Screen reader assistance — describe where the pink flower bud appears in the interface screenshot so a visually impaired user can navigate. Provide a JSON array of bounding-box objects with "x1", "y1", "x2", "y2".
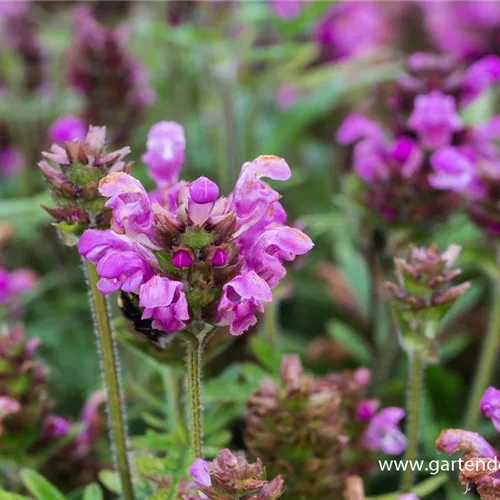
[
  {"x1": 172, "y1": 249, "x2": 194, "y2": 269},
  {"x1": 211, "y1": 249, "x2": 228, "y2": 267},
  {"x1": 190, "y1": 176, "x2": 219, "y2": 204}
]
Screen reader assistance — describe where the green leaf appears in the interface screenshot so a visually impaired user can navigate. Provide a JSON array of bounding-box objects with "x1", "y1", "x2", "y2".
[
  {"x1": 250, "y1": 337, "x2": 281, "y2": 372},
  {"x1": 83, "y1": 484, "x2": 103, "y2": 500},
  {"x1": 366, "y1": 473, "x2": 447, "y2": 499},
  {"x1": 0, "y1": 490, "x2": 31, "y2": 500},
  {"x1": 412, "y1": 474, "x2": 448, "y2": 496},
  {"x1": 20, "y1": 469, "x2": 66, "y2": 500},
  {"x1": 326, "y1": 320, "x2": 372, "y2": 364},
  {"x1": 334, "y1": 237, "x2": 371, "y2": 317},
  {"x1": 98, "y1": 470, "x2": 122, "y2": 495}
]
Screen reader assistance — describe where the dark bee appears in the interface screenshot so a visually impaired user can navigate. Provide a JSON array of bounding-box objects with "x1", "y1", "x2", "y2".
[{"x1": 117, "y1": 291, "x2": 169, "y2": 349}]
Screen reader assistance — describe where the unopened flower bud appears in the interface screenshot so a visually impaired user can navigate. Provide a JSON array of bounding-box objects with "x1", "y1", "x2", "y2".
[{"x1": 172, "y1": 249, "x2": 194, "y2": 269}]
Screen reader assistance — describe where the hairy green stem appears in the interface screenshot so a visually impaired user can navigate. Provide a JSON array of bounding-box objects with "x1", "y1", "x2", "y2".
[
  {"x1": 401, "y1": 352, "x2": 424, "y2": 493},
  {"x1": 185, "y1": 337, "x2": 203, "y2": 459},
  {"x1": 465, "y1": 277, "x2": 500, "y2": 430},
  {"x1": 84, "y1": 261, "x2": 135, "y2": 500}
]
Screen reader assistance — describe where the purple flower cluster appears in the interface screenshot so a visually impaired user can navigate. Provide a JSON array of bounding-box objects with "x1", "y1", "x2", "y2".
[
  {"x1": 313, "y1": 1, "x2": 390, "y2": 62},
  {"x1": 423, "y1": 1, "x2": 500, "y2": 62},
  {"x1": 436, "y1": 386, "x2": 500, "y2": 498},
  {"x1": 338, "y1": 53, "x2": 500, "y2": 226},
  {"x1": 78, "y1": 121, "x2": 313, "y2": 338},
  {"x1": 66, "y1": 7, "x2": 155, "y2": 144}
]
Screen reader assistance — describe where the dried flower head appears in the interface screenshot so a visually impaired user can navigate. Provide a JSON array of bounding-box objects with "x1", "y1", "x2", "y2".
[
  {"x1": 185, "y1": 449, "x2": 284, "y2": 500},
  {"x1": 385, "y1": 244, "x2": 470, "y2": 361},
  {"x1": 38, "y1": 125, "x2": 133, "y2": 244}
]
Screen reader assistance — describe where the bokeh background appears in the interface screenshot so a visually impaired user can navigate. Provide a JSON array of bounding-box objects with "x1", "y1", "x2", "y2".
[{"x1": 1, "y1": 1, "x2": 500, "y2": 498}]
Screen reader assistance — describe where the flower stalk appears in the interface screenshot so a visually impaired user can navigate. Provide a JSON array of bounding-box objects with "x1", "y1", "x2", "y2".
[
  {"x1": 186, "y1": 336, "x2": 203, "y2": 459},
  {"x1": 84, "y1": 260, "x2": 135, "y2": 500},
  {"x1": 465, "y1": 274, "x2": 500, "y2": 430},
  {"x1": 401, "y1": 352, "x2": 424, "y2": 492}
]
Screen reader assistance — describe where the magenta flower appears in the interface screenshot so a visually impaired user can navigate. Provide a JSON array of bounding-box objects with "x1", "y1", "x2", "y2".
[
  {"x1": 362, "y1": 407, "x2": 407, "y2": 455},
  {"x1": 408, "y1": 91, "x2": 463, "y2": 150},
  {"x1": 141, "y1": 121, "x2": 186, "y2": 187},
  {"x1": 79, "y1": 144, "x2": 313, "y2": 338},
  {"x1": 356, "y1": 399, "x2": 379, "y2": 422},
  {"x1": 42, "y1": 415, "x2": 70, "y2": 439},
  {"x1": 480, "y1": 387, "x2": 500, "y2": 432},
  {"x1": 429, "y1": 146, "x2": 476, "y2": 192},
  {"x1": 189, "y1": 458, "x2": 211, "y2": 487},
  {"x1": 49, "y1": 115, "x2": 86, "y2": 144},
  {"x1": 0, "y1": 267, "x2": 37, "y2": 306}
]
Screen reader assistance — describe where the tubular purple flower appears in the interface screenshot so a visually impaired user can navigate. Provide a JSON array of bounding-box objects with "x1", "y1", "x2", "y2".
[
  {"x1": 362, "y1": 407, "x2": 407, "y2": 455},
  {"x1": 437, "y1": 429, "x2": 498, "y2": 459},
  {"x1": 244, "y1": 226, "x2": 314, "y2": 288},
  {"x1": 49, "y1": 116, "x2": 86, "y2": 144},
  {"x1": 218, "y1": 271, "x2": 272, "y2": 335},
  {"x1": 230, "y1": 155, "x2": 291, "y2": 235},
  {"x1": 139, "y1": 276, "x2": 189, "y2": 333},
  {"x1": 429, "y1": 146, "x2": 476, "y2": 192},
  {"x1": 408, "y1": 91, "x2": 463, "y2": 150},
  {"x1": 100, "y1": 172, "x2": 159, "y2": 248},
  {"x1": 189, "y1": 458, "x2": 211, "y2": 487},
  {"x1": 480, "y1": 387, "x2": 500, "y2": 432},
  {"x1": 142, "y1": 121, "x2": 185, "y2": 186}
]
